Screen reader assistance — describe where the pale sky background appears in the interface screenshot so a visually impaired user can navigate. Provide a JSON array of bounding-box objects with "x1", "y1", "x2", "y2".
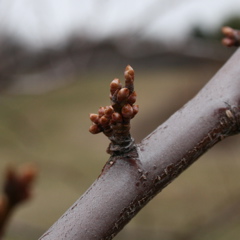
[{"x1": 0, "y1": 0, "x2": 240, "y2": 49}]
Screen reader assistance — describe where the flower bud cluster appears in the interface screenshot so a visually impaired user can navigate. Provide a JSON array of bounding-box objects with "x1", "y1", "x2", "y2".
[
  {"x1": 222, "y1": 26, "x2": 240, "y2": 47},
  {"x1": 89, "y1": 65, "x2": 139, "y2": 141}
]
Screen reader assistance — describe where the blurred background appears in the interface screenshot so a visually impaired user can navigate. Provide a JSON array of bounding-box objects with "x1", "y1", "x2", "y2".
[{"x1": 0, "y1": 0, "x2": 240, "y2": 239}]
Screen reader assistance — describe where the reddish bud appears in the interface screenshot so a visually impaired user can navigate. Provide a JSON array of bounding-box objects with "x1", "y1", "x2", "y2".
[
  {"x1": 122, "y1": 104, "x2": 134, "y2": 119},
  {"x1": 89, "y1": 113, "x2": 99, "y2": 124},
  {"x1": 117, "y1": 88, "x2": 130, "y2": 102},
  {"x1": 104, "y1": 106, "x2": 114, "y2": 117},
  {"x1": 21, "y1": 165, "x2": 38, "y2": 185},
  {"x1": 89, "y1": 124, "x2": 102, "y2": 134},
  {"x1": 132, "y1": 105, "x2": 139, "y2": 117},
  {"x1": 124, "y1": 65, "x2": 134, "y2": 81},
  {"x1": 99, "y1": 116, "x2": 109, "y2": 126},
  {"x1": 124, "y1": 66, "x2": 134, "y2": 91},
  {"x1": 127, "y1": 91, "x2": 137, "y2": 104},
  {"x1": 221, "y1": 26, "x2": 240, "y2": 47},
  {"x1": 222, "y1": 26, "x2": 235, "y2": 37},
  {"x1": 110, "y1": 78, "x2": 122, "y2": 95},
  {"x1": 222, "y1": 38, "x2": 235, "y2": 47},
  {"x1": 98, "y1": 107, "x2": 105, "y2": 117},
  {"x1": 112, "y1": 112, "x2": 123, "y2": 123}
]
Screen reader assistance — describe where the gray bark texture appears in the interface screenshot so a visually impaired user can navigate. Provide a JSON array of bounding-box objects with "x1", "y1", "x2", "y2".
[{"x1": 39, "y1": 48, "x2": 240, "y2": 240}]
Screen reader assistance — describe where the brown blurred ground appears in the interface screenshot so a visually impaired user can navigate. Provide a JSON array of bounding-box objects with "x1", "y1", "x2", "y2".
[{"x1": 0, "y1": 60, "x2": 240, "y2": 240}]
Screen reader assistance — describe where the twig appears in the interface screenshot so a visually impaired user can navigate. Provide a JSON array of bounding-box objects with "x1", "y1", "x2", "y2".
[{"x1": 0, "y1": 165, "x2": 37, "y2": 238}]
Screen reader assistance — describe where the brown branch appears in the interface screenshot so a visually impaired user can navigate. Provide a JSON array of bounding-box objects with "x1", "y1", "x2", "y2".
[
  {"x1": 0, "y1": 165, "x2": 37, "y2": 238},
  {"x1": 39, "y1": 48, "x2": 240, "y2": 240}
]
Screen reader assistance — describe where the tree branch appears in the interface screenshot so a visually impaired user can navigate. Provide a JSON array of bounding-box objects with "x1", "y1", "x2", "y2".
[{"x1": 39, "y1": 48, "x2": 240, "y2": 240}]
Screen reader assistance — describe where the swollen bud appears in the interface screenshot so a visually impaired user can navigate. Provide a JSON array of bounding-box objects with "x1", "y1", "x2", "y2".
[
  {"x1": 132, "y1": 105, "x2": 139, "y2": 117},
  {"x1": 221, "y1": 26, "x2": 240, "y2": 47},
  {"x1": 222, "y1": 26, "x2": 234, "y2": 37},
  {"x1": 89, "y1": 113, "x2": 99, "y2": 124},
  {"x1": 98, "y1": 107, "x2": 105, "y2": 117},
  {"x1": 110, "y1": 78, "x2": 122, "y2": 95},
  {"x1": 127, "y1": 91, "x2": 137, "y2": 105},
  {"x1": 89, "y1": 124, "x2": 102, "y2": 134},
  {"x1": 122, "y1": 104, "x2": 134, "y2": 119},
  {"x1": 117, "y1": 88, "x2": 130, "y2": 102},
  {"x1": 124, "y1": 65, "x2": 134, "y2": 81},
  {"x1": 112, "y1": 112, "x2": 122, "y2": 123},
  {"x1": 124, "y1": 65, "x2": 134, "y2": 91},
  {"x1": 21, "y1": 165, "x2": 38, "y2": 184},
  {"x1": 104, "y1": 106, "x2": 114, "y2": 117},
  {"x1": 99, "y1": 116, "x2": 109, "y2": 126},
  {"x1": 222, "y1": 38, "x2": 235, "y2": 47}
]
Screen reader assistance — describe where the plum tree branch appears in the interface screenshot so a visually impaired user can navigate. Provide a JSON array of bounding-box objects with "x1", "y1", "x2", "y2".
[{"x1": 39, "y1": 47, "x2": 240, "y2": 240}]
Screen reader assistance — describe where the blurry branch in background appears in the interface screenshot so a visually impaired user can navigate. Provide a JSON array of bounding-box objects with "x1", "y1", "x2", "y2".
[
  {"x1": 0, "y1": 164, "x2": 37, "y2": 238},
  {"x1": 0, "y1": 20, "x2": 238, "y2": 94}
]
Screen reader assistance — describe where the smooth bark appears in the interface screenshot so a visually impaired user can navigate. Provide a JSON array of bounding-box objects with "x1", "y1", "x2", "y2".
[{"x1": 39, "y1": 49, "x2": 240, "y2": 240}]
